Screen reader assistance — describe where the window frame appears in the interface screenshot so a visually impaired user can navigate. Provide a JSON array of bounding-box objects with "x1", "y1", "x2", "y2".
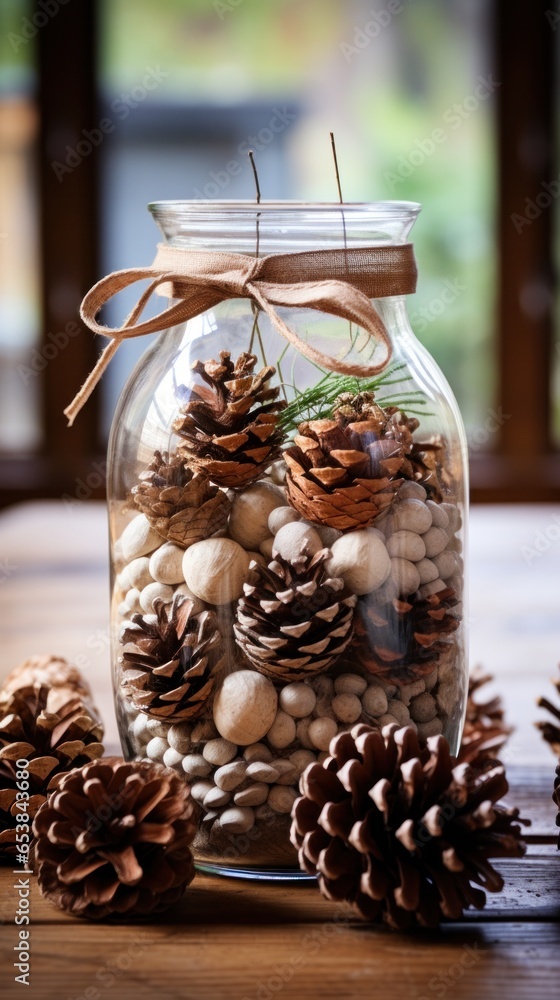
[{"x1": 0, "y1": 0, "x2": 556, "y2": 506}]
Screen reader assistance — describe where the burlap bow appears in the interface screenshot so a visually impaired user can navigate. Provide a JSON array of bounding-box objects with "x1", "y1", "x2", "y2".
[{"x1": 64, "y1": 242, "x2": 417, "y2": 425}]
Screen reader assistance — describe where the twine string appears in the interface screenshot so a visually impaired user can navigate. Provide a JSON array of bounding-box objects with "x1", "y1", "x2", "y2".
[{"x1": 64, "y1": 243, "x2": 417, "y2": 425}]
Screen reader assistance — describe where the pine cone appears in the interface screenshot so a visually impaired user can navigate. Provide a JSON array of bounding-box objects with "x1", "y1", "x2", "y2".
[
  {"x1": 33, "y1": 756, "x2": 197, "y2": 919},
  {"x1": 132, "y1": 450, "x2": 230, "y2": 548},
  {"x1": 0, "y1": 654, "x2": 97, "y2": 717},
  {"x1": 284, "y1": 396, "x2": 405, "y2": 531},
  {"x1": 121, "y1": 595, "x2": 224, "y2": 721},
  {"x1": 234, "y1": 549, "x2": 357, "y2": 682},
  {"x1": 173, "y1": 352, "x2": 286, "y2": 488},
  {"x1": 353, "y1": 588, "x2": 460, "y2": 685},
  {"x1": 0, "y1": 684, "x2": 104, "y2": 862},
  {"x1": 536, "y1": 666, "x2": 560, "y2": 756},
  {"x1": 458, "y1": 666, "x2": 512, "y2": 766},
  {"x1": 291, "y1": 723, "x2": 527, "y2": 929}
]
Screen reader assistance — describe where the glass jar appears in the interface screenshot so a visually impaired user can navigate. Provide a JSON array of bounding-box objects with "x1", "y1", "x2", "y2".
[{"x1": 108, "y1": 201, "x2": 468, "y2": 877}]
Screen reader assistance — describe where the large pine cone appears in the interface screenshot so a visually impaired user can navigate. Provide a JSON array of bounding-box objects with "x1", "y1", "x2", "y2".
[
  {"x1": 536, "y1": 666, "x2": 560, "y2": 757},
  {"x1": 234, "y1": 549, "x2": 357, "y2": 682},
  {"x1": 33, "y1": 756, "x2": 197, "y2": 919},
  {"x1": 353, "y1": 587, "x2": 460, "y2": 685},
  {"x1": 0, "y1": 684, "x2": 104, "y2": 861},
  {"x1": 121, "y1": 595, "x2": 224, "y2": 721},
  {"x1": 173, "y1": 351, "x2": 286, "y2": 488},
  {"x1": 458, "y1": 666, "x2": 512, "y2": 766},
  {"x1": 132, "y1": 450, "x2": 230, "y2": 548},
  {"x1": 291, "y1": 723, "x2": 527, "y2": 929},
  {"x1": 283, "y1": 397, "x2": 405, "y2": 531},
  {"x1": 0, "y1": 654, "x2": 98, "y2": 718}
]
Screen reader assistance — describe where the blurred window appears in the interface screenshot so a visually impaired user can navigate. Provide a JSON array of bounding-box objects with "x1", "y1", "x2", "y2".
[
  {"x1": 98, "y1": 0, "x2": 495, "y2": 439},
  {"x1": 0, "y1": 0, "x2": 40, "y2": 453}
]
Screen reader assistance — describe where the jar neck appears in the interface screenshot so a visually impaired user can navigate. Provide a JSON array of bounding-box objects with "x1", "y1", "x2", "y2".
[{"x1": 148, "y1": 201, "x2": 420, "y2": 255}]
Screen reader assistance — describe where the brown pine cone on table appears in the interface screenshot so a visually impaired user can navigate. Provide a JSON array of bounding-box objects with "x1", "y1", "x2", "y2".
[
  {"x1": 536, "y1": 666, "x2": 560, "y2": 757},
  {"x1": 173, "y1": 351, "x2": 286, "y2": 488},
  {"x1": 0, "y1": 684, "x2": 104, "y2": 862},
  {"x1": 33, "y1": 756, "x2": 197, "y2": 919},
  {"x1": 132, "y1": 449, "x2": 230, "y2": 548},
  {"x1": 121, "y1": 595, "x2": 224, "y2": 721},
  {"x1": 458, "y1": 666, "x2": 512, "y2": 766},
  {"x1": 352, "y1": 588, "x2": 460, "y2": 685},
  {"x1": 0, "y1": 654, "x2": 97, "y2": 716},
  {"x1": 291, "y1": 723, "x2": 528, "y2": 929},
  {"x1": 234, "y1": 549, "x2": 357, "y2": 682}
]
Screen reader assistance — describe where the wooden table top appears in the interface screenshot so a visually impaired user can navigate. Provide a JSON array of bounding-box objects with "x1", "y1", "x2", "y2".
[{"x1": 0, "y1": 502, "x2": 559, "y2": 999}]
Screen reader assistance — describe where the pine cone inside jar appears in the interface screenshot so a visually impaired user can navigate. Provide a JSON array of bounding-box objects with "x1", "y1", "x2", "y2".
[
  {"x1": 132, "y1": 450, "x2": 230, "y2": 548},
  {"x1": 458, "y1": 666, "x2": 512, "y2": 766},
  {"x1": 291, "y1": 723, "x2": 528, "y2": 929},
  {"x1": 33, "y1": 756, "x2": 197, "y2": 919},
  {"x1": 173, "y1": 351, "x2": 287, "y2": 488},
  {"x1": 353, "y1": 588, "x2": 460, "y2": 685},
  {"x1": 0, "y1": 684, "x2": 104, "y2": 862},
  {"x1": 121, "y1": 595, "x2": 225, "y2": 721},
  {"x1": 234, "y1": 549, "x2": 357, "y2": 682},
  {"x1": 284, "y1": 399, "x2": 404, "y2": 533},
  {"x1": 536, "y1": 666, "x2": 560, "y2": 756}
]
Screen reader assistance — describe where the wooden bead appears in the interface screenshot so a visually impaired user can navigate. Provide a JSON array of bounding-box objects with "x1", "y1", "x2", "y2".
[
  {"x1": 393, "y1": 499, "x2": 432, "y2": 535},
  {"x1": 334, "y1": 673, "x2": 367, "y2": 697},
  {"x1": 228, "y1": 482, "x2": 286, "y2": 550},
  {"x1": 279, "y1": 682, "x2": 317, "y2": 718},
  {"x1": 183, "y1": 538, "x2": 250, "y2": 604},
  {"x1": 308, "y1": 717, "x2": 338, "y2": 751},
  {"x1": 219, "y1": 806, "x2": 255, "y2": 833},
  {"x1": 267, "y1": 785, "x2": 298, "y2": 814},
  {"x1": 266, "y1": 710, "x2": 297, "y2": 749},
  {"x1": 149, "y1": 543, "x2": 185, "y2": 584},
  {"x1": 213, "y1": 670, "x2": 278, "y2": 745},
  {"x1": 272, "y1": 522, "x2": 323, "y2": 563},
  {"x1": 327, "y1": 530, "x2": 391, "y2": 596},
  {"x1": 202, "y1": 738, "x2": 238, "y2": 767},
  {"x1": 214, "y1": 760, "x2": 247, "y2": 791},
  {"x1": 421, "y1": 527, "x2": 448, "y2": 558},
  {"x1": 120, "y1": 514, "x2": 161, "y2": 561},
  {"x1": 332, "y1": 693, "x2": 362, "y2": 724},
  {"x1": 126, "y1": 556, "x2": 153, "y2": 590}
]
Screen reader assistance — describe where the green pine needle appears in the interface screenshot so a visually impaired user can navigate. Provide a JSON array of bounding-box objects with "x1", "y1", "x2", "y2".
[{"x1": 278, "y1": 364, "x2": 432, "y2": 433}]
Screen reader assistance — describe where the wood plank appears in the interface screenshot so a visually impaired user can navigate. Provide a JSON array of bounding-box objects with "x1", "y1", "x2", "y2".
[
  {"x1": 503, "y1": 764, "x2": 558, "y2": 841},
  {"x1": 0, "y1": 921, "x2": 559, "y2": 1000},
  {"x1": 0, "y1": 849, "x2": 558, "y2": 929}
]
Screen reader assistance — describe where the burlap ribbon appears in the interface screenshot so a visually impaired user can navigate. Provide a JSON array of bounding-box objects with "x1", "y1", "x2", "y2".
[{"x1": 64, "y1": 242, "x2": 417, "y2": 425}]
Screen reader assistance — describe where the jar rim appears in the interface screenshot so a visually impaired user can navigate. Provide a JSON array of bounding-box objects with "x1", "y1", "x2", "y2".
[{"x1": 148, "y1": 199, "x2": 421, "y2": 218}]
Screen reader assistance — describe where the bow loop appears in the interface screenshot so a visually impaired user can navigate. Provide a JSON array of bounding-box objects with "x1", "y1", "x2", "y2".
[{"x1": 65, "y1": 243, "x2": 417, "y2": 426}]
